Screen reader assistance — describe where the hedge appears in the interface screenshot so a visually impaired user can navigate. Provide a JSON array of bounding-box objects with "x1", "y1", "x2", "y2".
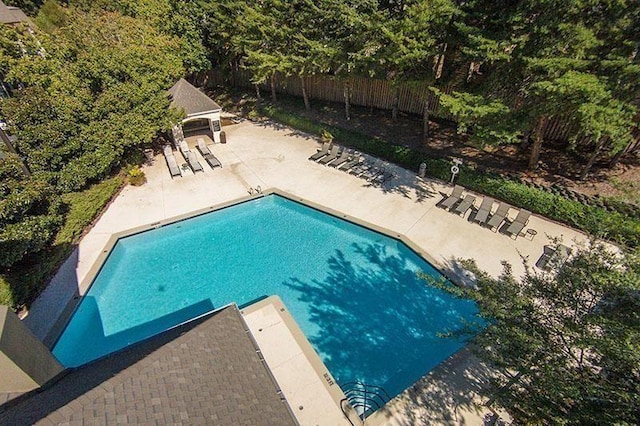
[{"x1": 260, "y1": 105, "x2": 640, "y2": 249}]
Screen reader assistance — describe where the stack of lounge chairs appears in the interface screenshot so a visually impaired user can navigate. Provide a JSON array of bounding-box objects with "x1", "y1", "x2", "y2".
[
  {"x1": 535, "y1": 244, "x2": 571, "y2": 270},
  {"x1": 197, "y1": 138, "x2": 222, "y2": 169},
  {"x1": 308, "y1": 142, "x2": 395, "y2": 185},
  {"x1": 439, "y1": 185, "x2": 536, "y2": 239}
]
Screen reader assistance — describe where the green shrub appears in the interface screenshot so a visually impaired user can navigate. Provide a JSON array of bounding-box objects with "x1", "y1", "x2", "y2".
[
  {"x1": 0, "y1": 215, "x2": 63, "y2": 269},
  {"x1": 247, "y1": 109, "x2": 261, "y2": 121},
  {"x1": 56, "y1": 175, "x2": 124, "y2": 245},
  {"x1": 0, "y1": 275, "x2": 12, "y2": 307},
  {"x1": 260, "y1": 104, "x2": 640, "y2": 249},
  {"x1": 127, "y1": 166, "x2": 146, "y2": 186},
  {"x1": 0, "y1": 175, "x2": 125, "y2": 308},
  {"x1": 321, "y1": 129, "x2": 334, "y2": 142}
]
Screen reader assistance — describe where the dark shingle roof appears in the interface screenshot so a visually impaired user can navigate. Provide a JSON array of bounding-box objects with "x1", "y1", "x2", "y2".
[
  {"x1": 168, "y1": 78, "x2": 222, "y2": 116},
  {"x1": 0, "y1": 1, "x2": 28, "y2": 24},
  {"x1": 0, "y1": 306, "x2": 296, "y2": 425}
]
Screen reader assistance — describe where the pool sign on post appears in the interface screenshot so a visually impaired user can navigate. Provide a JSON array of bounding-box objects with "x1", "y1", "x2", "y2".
[{"x1": 450, "y1": 158, "x2": 462, "y2": 183}]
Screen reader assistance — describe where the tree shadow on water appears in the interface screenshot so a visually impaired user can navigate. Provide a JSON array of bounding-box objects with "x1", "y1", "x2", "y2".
[{"x1": 285, "y1": 242, "x2": 481, "y2": 399}]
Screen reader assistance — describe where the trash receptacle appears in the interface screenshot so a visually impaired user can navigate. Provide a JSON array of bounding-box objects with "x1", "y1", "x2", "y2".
[
  {"x1": 418, "y1": 162, "x2": 427, "y2": 178},
  {"x1": 220, "y1": 131, "x2": 227, "y2": 144}
]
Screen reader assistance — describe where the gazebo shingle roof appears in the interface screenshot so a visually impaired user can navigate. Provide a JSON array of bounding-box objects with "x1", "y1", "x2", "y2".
[
  {"x1": 168, "y1": 78, "x2": 222, "y2": 116},
  {"x1": 0, "y1": 306, "x2": 296, "y2": 425},
  {"x1": 0, "y1": 1, "x2": 28, "y2": 25}
]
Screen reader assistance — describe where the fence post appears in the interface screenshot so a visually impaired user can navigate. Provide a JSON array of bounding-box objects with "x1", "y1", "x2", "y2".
[
  {"x1": 344, "y1": 79, "x2": 351, "y2": 120},
  {"x1": 423, "y1": 105, "x2": 430, "y2": 142}
]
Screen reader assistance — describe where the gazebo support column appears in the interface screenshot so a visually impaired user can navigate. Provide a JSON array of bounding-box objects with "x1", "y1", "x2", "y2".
[{"x1": 210, "y1": 119, "x2": 220, "y2": 143}]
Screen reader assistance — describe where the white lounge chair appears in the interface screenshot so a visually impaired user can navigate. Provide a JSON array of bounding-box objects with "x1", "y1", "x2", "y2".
[
  {"x1": 486, "y1": 202, "x2": 510, "y2": 231},
  {"x1": 439, "y1": 185, "x2": 464, "y2": 210},
  {"x1": 197, "y1": 138, "x2": 222, "y2": 169},
  {"x1": 309, "y1": 142, "x2": 331, "y2": 161},
  {"x1": 505, "y1": 209, "x2": 531, "y2": 238},
  {"x1": 163, "y1": 145, "x2": 181, "y2": 178},
  {"x1": 180, "y1": 141, "x2": 203, "y2": 172}
]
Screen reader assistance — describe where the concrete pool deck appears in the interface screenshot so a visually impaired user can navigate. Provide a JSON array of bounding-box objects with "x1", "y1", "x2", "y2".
[
  {"x1": 241, "y1": 296, "x2": 358, "y2": 425},
  {"x1": 23, "y1": 117, "x2": 589, "y2": 424}
]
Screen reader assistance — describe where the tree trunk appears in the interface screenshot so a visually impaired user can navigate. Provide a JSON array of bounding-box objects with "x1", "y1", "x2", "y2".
[
  {"x1": 255, "y1": 84, "x2": 261, "y2": 98},
  {"x1": 528, "y1": 116, "x2": 548, "y2": 170},
  {"x1": 609, "y1": 138, "x2": 634, "y2": 167},
  {"x1": 423, "y1": 105, "x2": 430, "y2": 142},
  {"x1": 344, "y1": 80, "x2": 351, "y2": 121},
  {"x1": 301, "y1": 76, "x2": 310, "y2": 111},
  {"x1": 467, "y1": 61, "x2": 475, "y2": 82},
  {"x1": 392, "y1": 86, "x2": 399, "y2": 121},
  {"x1": 270, "y1": 73, "x2": 277, "y2": 102},
  {"x1": 580, "y1": 137, "x2": 607, "y2": 180},
  {"x1": 433, "y1": 43, "x2": 447, "y2": 80},
  {"x1": 0, "y1": 128, "x2": 30, "y2": 177}
]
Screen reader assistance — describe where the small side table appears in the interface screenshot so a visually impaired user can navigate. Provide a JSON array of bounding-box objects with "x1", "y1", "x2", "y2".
[{"x1": 525, "y1": 228, "x2": 537, "y2": 241}]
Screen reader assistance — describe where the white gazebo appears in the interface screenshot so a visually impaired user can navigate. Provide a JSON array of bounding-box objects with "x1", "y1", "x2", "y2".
[{"x1": 168, "y1": 78, "x2": 223, "y2": 143}]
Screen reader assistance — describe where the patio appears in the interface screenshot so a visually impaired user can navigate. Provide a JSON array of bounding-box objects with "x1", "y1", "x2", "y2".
[{"x1": 22, "y1": 116, "x2": 589, "y2": 425}]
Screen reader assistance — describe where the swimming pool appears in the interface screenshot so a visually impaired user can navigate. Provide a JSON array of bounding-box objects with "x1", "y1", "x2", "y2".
[{"x1": 53, "y1": 194, "x2": 480, "y2": 405}]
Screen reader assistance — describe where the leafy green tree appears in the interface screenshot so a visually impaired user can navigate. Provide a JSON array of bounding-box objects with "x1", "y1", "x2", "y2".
[
  {"x1": 198, "y1": 0, "x2": 246, "y2": 73},
  {"x1": 34, "y1": 0, "x2": 68, "y2": 32},
  {"x1": 373, "y1": 0, "x2": 460, "y2": 120},
  {"x1": 0, "y1": 153, "x2": 62, "y2": 269},
  {"x1": 2, "y1": 7, "x2": 184, "y2": 191},
  {"x1": 232, "y1": 0, "x2": 291, "y2": 102},
  {"x1": 322, "y1": 0, "x2": 380, "y2": 120},
  {"x1": 284, "y1": 0, "x2": 338, "y2": 110},
  {"x1": 430, "y1": 243, "x2": 640, "y2": 424},
  {"x1": 66, "y1": 0, "x2": 209, "y2": 72},
  {"x1": 530, "y1": 71, "x2": 635, "y2": 175},
  {"x1": 439, "y1": 0, "x2": 639, "y2": 171},
  {"x1": 434, "y1": 89, "x2": 520, "y2": 145}
]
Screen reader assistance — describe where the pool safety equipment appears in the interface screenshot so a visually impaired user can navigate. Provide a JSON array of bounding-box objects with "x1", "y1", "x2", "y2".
[{"x1": 450, "y1": 158, "x2": 462, "y2": 183}]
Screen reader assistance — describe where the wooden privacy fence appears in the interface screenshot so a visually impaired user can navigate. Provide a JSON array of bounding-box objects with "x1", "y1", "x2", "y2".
[
  {"x1": 196, "y1": 69, "x2": 640, "y2": 151},
  {"x1": 196, "y1": 69, "x2": 452, "y2": 117},
  {"x1": 272, "y1": 73, "x2": 452, "y2": 116}
]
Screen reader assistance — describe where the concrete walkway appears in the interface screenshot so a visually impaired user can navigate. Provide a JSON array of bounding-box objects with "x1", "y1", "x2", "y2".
[{"x1": 24, "y1": 117, "x2": 588, "y2": 425}]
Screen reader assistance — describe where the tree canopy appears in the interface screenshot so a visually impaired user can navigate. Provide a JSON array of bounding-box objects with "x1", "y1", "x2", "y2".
[
  {"x1": 1, "y1": 6, "x2": 184, "y2": 192},
  {"x1": 200, "y1": 0, "x2": 639, "y2": 174},
  {"x1": 430, "y1": 244, "x2": 640, "y2": 424},
  {"x1": 0, "y1": 152, "x2": 62, "y2": 270},
  {"x1": 0, "y1": 4, "x2": 186, "y2": 270}
]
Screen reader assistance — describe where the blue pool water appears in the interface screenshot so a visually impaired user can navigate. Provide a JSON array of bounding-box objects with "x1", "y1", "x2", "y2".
[{"x1": 53, "y1": 195, "x2": 480, "y2": 402}]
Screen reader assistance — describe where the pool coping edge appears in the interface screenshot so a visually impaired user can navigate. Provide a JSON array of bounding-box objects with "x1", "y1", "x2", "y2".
[
  {"x1": 43, "y1": 187, "x2": 471, "y2": 355},
  {"x1": 240, "y1": 295, "x2": 361, "y2": 425}
]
